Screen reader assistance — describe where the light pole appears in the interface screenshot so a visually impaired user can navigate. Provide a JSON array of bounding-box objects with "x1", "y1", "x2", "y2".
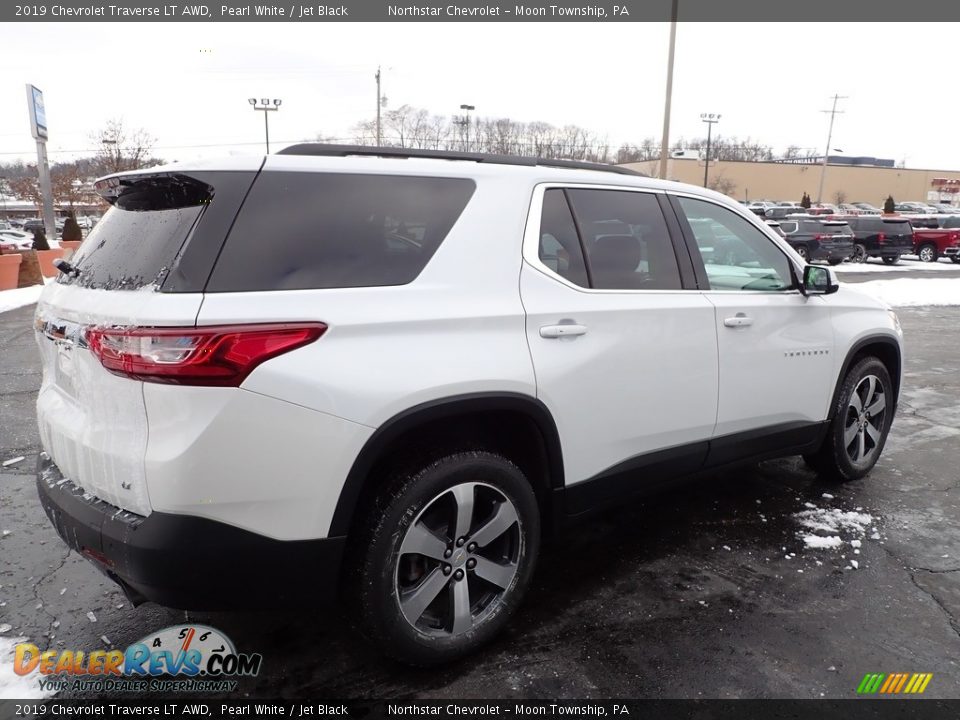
[
  {"x1": 816, "y1": 94, "x2": 847, "y2": 203},
  {"x1": 0, "y1": 176, "x2": 7, "y2": 221},
  {"x1": 658, "y1": 0, "x2": 679, "y2": 179},
  {"x1": 375, "y1": 67, "x2": 382, "y2": 146},
  {"x1": 101, "y1": 136, "x2": 118, "y2": 172},
  {"x1": 455, "y1": 104, "x2": 475, "y2": 151},
  {"x1": 700, "y1": 113, "x2": 720, "y2": 188},
  {"x1": 249, "y1": 98, "x2": 282, "y2": 154}
]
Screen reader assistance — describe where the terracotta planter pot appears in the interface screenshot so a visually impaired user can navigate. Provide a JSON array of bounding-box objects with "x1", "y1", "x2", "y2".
[
  {"x1": 0, "y1": 253, "x2": 23, "y2": 290},
  {"x1": 35, "y1": 248, "x2": 66, "y2": 278}
]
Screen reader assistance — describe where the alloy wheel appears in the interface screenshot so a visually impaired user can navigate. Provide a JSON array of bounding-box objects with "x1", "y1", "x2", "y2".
[
  {"x1": 395, "y1": 482, "x2": 521, "y2": 637},
  {"x1": 843, "y1": 374, "x2": 887, "y2": 465},
  {"x1": 919, "y1": 245, "x2": 936, "y2": 263}
]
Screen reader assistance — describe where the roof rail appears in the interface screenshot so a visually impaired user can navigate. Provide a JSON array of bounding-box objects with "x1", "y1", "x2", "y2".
[{"x1": 276, "y1": 143, "x2": 646, "y2": 176}]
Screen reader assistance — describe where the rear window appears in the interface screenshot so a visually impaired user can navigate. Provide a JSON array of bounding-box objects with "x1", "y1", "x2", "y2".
[
  {"x1": 207, "y1": 173, "x2": 475, "y2": 292},
  {"x1": 819, "y1": 223, "x2": 853, "y2": 234},
  {"x1": 60, "y1": 174, "x2": 210, "y2": 291}
]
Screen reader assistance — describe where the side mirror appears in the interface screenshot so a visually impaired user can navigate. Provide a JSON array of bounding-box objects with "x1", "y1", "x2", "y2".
[{"x1": 802, "y1": 265, "x2": 839, "y2": 296}]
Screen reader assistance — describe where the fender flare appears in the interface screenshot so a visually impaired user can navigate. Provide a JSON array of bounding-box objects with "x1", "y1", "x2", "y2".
[
  {"x1": 327, "y1": 392, "x2": 564, "y2": 537},
  {"x1": 827, "y1": 334, "x2": 902, "y2": 422}
]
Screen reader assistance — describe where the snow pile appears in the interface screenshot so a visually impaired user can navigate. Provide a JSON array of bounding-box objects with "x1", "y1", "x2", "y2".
[
  {"x1": 794, "y1": 506, "x2": 875, "y2": 552},
  {"x1": 0, "y1": 637, "x2": 56, "y2": 699},
  {"x1": 834, "y1": 260, "x2": 960, "y2": 274},
  {"x1": 0, "y1": 284, "x2": 45, "y2": 314},
  {"x1": 846, "y1": 277, "x2": 960, "y2": 307}
]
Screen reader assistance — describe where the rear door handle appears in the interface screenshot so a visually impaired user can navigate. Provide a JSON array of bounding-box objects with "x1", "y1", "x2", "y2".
[
  {"x1": 540, "y1": 324, "x2": 588, "y2": 339},
  {"x1": 723, "y1": 314, "x2": 753, "y2": 328}
]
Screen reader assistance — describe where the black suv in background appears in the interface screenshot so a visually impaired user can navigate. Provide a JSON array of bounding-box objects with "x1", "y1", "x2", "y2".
[
  {"x1": 778, "y1": 217, "x2": 854, "y2": 264},
  {"x1": 843, "y1": 216, "x2": 914, "y2": 264}
]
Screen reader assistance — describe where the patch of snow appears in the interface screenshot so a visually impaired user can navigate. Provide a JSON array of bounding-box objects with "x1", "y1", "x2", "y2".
[
  {"x1": 850, "y1": 539, "x2": 862, "y2": 548},
  {"x1": 835, "y1": 259, "x2": 960, "y2": 274},
  {"x1": 802, "y1": 534, "x2": 843, "y2": 549},
  {"x1": 821, "y1": 493, "x2": 834, "y2": 500},
  {"x1": 804, "y1": 502, "x2": 817, "y2": 509},
  {"x1": 870, "y1": 532, "x2": 881, "y2": 540},
  {"x1": 794, "y1": 507, "x2": 873, "y2": 535},
  {"x1": 0, "y1": 636, "x2": 56, "y2": 699},
  {"x1": 722, "y1": 545, "x2": 731, "y2": 551},
  {"x1": 0, "y1": 284, "x2": 46, "y2": 315},
  {"x1": 1, "y1": 531, "x2": 10, "y2": 537},
  {"x1": 0, "y1": 625, "x2": 10, "y2": 634},
  {"x1": 1, "y1": 456, "x2": 25, "y2": 467},
  {"x1": 851, "y1": 560, "x2": 860, "y2": 570},
  {"x1": 846, "y1": 277, "x2": 960, "y2": 307},
  {"x1": 85, "y1": 611, "x2": 97, "y2": 623}
]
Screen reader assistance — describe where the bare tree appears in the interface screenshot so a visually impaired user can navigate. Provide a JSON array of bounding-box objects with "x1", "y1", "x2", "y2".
[
  {"x1": 708, "y1": 173, "x2": 737, "y2": 197},
  {"x1": 6, "y1": 174, "x2": 42, "y2": 211},
  {"x1": 90, "y1": 118, "x2": 161, "y2": 174},
  {"x1": 833, "y1": 190, "x2": 848, "y2": 205}
]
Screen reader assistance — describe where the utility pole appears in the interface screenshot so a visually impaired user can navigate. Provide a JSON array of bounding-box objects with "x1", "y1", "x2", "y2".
[
  {"x1": 375, "y1": 66, "x2": 382, "y2": 146},
  {"x1": 658, "y1": 0, "x2": 679, "y2": 179},
  {"x1": 700, "y1": 113, "x2": 720, "y2": 188},
  {"x1": 816, "y1": 94, "x2": 847, "y2": 203}
]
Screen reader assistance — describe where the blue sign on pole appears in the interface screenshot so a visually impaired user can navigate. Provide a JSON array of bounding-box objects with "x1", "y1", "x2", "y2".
[{"x1": 27, "y1": 84, "x2": 48, "y2": 140}]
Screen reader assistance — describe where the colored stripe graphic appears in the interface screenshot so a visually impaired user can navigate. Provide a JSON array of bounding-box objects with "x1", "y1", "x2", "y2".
[{"x1": 857, "y1": 673, "x2": 932, "y2": 694}]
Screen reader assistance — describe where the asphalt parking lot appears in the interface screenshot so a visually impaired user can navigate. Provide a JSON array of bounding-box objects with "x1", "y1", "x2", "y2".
[{"x1": 1, "y1": 273, "x2": 959, "y2": 700}]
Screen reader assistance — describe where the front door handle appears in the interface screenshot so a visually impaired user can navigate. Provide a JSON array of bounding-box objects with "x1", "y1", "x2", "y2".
[
  {"x1": 540, "y1": 324, "x2": 588, "y2": 339},
  {"x1": 723, "y1": 314, "x2": 753, "y2": 328}
]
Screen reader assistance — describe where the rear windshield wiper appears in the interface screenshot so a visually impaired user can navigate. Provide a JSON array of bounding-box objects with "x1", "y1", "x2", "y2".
[{"x1": 52, "y1": 258, "x2": 81, "y2": 278}]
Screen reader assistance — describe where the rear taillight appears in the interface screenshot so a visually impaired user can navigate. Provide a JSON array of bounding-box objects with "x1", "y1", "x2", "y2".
[
  {"x1": 85, "y1": 323, "x2": 327, "y2": 386},
  {"x1": 813, "y1": 234, "x2": 825, "y2": 240},
  {"x1": 877, "y1": 233, "x2": 887, "y2": 244}
]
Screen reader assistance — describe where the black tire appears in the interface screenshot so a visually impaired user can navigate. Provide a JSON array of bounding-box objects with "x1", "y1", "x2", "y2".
[
  {"x1": 917, "y1": 243, "x2": 938, "y2": 263},
  {"x1": 852, "y1": 243, "x2": 867, "y2": 263},
  {"x1": 803, "y1": 356, "x2": 894, "y2": 482},
  {"x1": 795, "y1": 245, "x2": 809, "y2": 260},
  {"x1": 351, "y1": 451, "x2": 540, "y2": 666},
  {"x1": 827, "y1": 258, "x2": 843, "y2": 266},
  {"x1": 882, "y1": 255, "x2": 900, "y2": 265},
  {"x1": 952, "y1": 256, "x2": 960, "y2": 264}
]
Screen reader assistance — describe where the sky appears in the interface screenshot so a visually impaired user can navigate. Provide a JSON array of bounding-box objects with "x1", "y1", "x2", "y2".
[{"x1": 0, "y1": 22, "x2": 954, "y2": 169}]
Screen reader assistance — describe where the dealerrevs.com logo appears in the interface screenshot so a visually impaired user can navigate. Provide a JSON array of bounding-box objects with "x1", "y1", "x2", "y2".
[{"x1": 13, "y1": 625, "x2": 262, "y2": 693}]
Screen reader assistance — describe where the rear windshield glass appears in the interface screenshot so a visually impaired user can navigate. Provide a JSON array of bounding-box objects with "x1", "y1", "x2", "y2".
[
  {"x1": 819, "y1": 223, "x2": 852, "y2": 234},
  {"x1": 58, "y1": 174, "x2": 212, "y2": 290},
  {"x1": 207, "y1": 173, "x2": 475, "y2": 292},
  {"x1": 59, "y1": 205, "x2": 203, "y2": 290},
  {"x1": 856, "y1": 218, "x2": 912, "y2": 233}
]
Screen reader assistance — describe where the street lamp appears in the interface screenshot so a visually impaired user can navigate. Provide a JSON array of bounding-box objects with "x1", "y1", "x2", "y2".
[
  {"x1": 700, "y1": 113, "x2": 721, "y2": 188},
  {"x1": 101, "y1": 136, "x2": 120, "y2": 173},
  {"x1": 249, "y1": 98, "x2": 282, "y2": 154},
  {"x1": 455, "y1": 104, "x2": 475, "y2": 151}
]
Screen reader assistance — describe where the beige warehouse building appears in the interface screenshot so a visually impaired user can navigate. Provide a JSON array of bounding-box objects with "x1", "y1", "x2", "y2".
[{"x1": 620, "y1": 157, "x2": 960, "y2": 207}]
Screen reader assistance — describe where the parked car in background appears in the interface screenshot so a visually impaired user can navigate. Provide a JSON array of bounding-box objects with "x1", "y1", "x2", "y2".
[
  {"x1": 905, "y1": 215, "x2": 940, "y2": 229},
  {"x1": 807, "y1": 204, "x2": 839, "y2": 216},
  {"x1": 930, "y1": 203, "x2": 959, "y2": 214},
  {"x1": 843, "y1": 215, "x2": 914, "y2": 264},
  {"x1": 764, "y1": 220, "x2": 786, "y2": 238},
  {"x1": 747, "y1": 201, "x2": 777, "y2": 216},
  {"x1": 852, "y1": 203, "x2": 882, "y2": 214},
  {"x1": 778, "y1": 217, "x2": 854, "y2": 264},
  {"x1": 837, "y1": 203, "x2": 864, "y2": 215},
  {"x1": 894, "y1": 202, "x2": 937, "y2": 214},
  {"x1": 761, "y1": 206, "x2": 807, "y2": 220},
  {"x1": 911, "y1": 225, "x2": 960, "y2": 263},
  {"x1": 0, "y1": 222, "x2": 35, "y2": 249}
]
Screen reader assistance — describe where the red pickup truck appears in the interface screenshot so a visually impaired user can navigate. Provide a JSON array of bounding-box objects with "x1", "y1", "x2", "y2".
[{"x1": 911, "y1": 227, "x2": 960, "y2": 263}]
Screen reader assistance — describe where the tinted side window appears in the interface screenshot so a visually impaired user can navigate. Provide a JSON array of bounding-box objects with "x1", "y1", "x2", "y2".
[
  {"x1": 566, "y1": 189, "x2": 682, "y2": 290},
  {"x1": 538, "y1": 189, "x2": 588, "y2": 287},
  {"x1": 677, "y1": 196, "x2": 794, "y2": 292},
  {"x1": 208, "y1": 173, "x2": 475, "y2": 291}
]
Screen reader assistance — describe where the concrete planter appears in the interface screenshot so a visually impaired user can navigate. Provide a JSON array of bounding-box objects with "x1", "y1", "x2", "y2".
[
  {"x1": 0, "y1": 253, "x2": 23, "y2": 290},
  {"x1": 35, "y1": 248, "x2": 66, "y2": 278}
]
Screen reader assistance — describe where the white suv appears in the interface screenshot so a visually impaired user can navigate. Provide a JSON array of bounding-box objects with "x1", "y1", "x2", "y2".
[{"x1": 34, "y1": 145, "x2": 903, "y2": 665}]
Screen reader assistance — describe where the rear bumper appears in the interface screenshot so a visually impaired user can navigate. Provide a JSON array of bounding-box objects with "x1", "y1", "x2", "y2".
[{"x1": 36, "y1": 454, "x2": 346, "y2": 610}]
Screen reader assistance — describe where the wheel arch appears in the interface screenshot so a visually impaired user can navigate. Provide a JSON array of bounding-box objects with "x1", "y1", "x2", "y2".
[
  {"x1": 828, "y1": 334, "x2": 902, "y2": 421},
  {"x1": 328, "y1": 392, "x2": 565, "y2": 539}
]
